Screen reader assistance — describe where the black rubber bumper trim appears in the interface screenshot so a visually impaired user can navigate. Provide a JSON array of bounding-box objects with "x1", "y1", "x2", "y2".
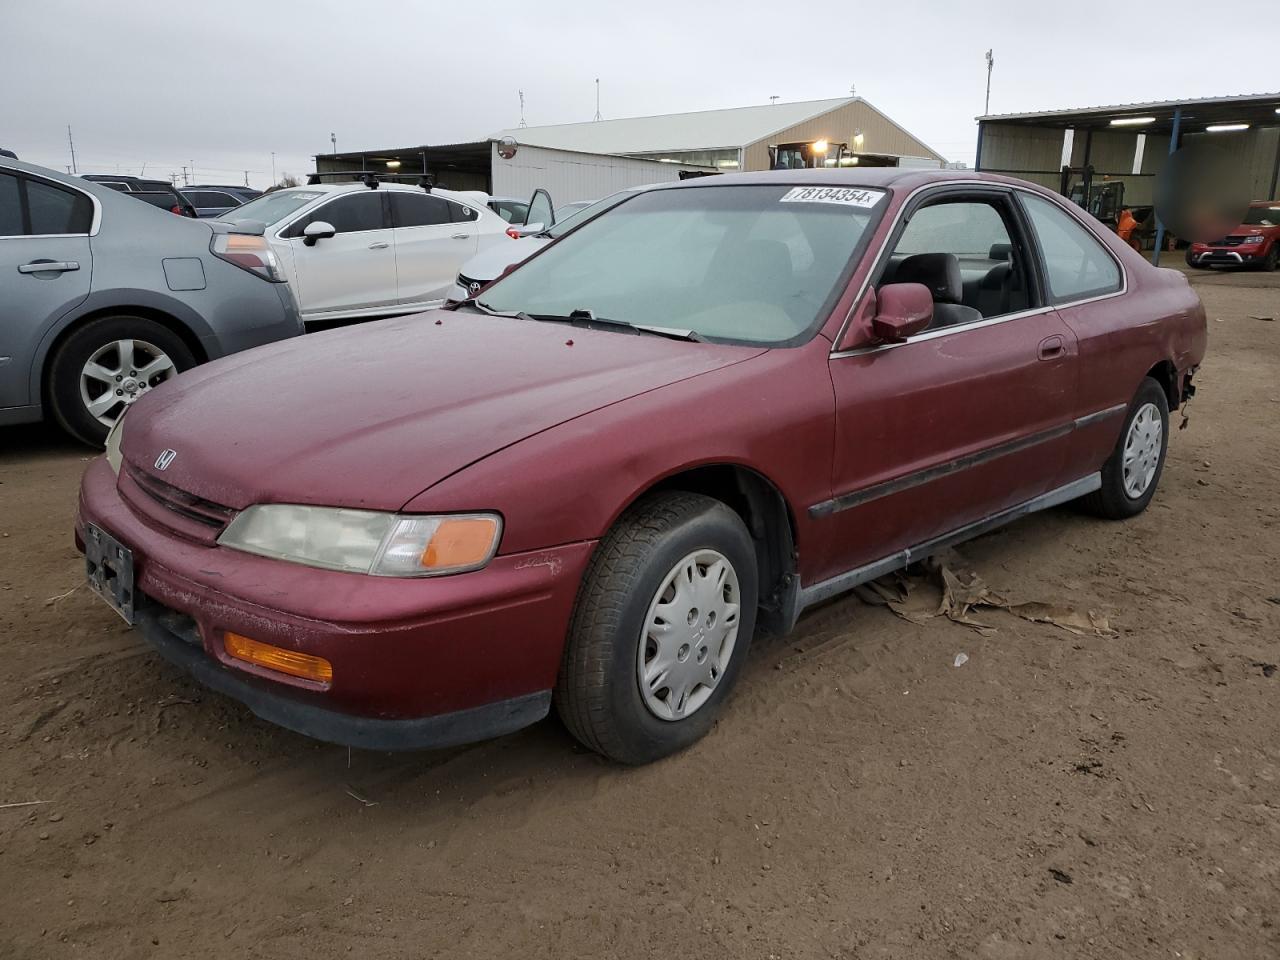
[{"x1": 133, "y1": 605, "x2": 552, "y2": 752}]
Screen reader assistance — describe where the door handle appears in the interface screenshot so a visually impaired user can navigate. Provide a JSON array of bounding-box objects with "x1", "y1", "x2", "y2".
[
  {"x1": 1037, "y1": 335, "x2": 1065, "y2": 360},
  {"x1": 18, "y1": 260, "x2": 80, "y2": 274},
  {"x1": 451, "y1": 233, "x2": 470, "y2": 240},
  {"x1": 367, "y1": 241, "x2": 389, "y2": 250}
]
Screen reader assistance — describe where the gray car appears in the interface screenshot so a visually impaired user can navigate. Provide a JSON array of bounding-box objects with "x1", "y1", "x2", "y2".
[{"x1": 1, "y1": 159, "x2": 302, "y2": 445}]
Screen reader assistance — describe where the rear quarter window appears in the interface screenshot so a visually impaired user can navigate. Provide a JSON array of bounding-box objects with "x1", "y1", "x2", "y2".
[
  {"x1": 1021, "y1": 193, "x2": 1121, "y2": 302},
  {"x1": 27, "y1": 178, "x2": 94, "y2": 234}
]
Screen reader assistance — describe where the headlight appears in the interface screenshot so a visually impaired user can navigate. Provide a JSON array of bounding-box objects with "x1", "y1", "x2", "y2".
[
  {"x1": 217, "y1": 504, "x2": 502, "y2": 577},
  {"x1": 1243, "y1": 234, "x2": 1265, "y2": 244},
  {"x1": 104, "y1": 411, "x2": 127, "y2": 475}
]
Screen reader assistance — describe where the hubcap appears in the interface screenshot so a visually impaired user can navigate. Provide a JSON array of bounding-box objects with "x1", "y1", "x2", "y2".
[
  {"x1": 79, "y1": 339, "x2": 177, "y2": 428},
  {"x1": 637, "y1": 549, "x2": 741, "y2": 722},
  {"x1": 1122, "y1": 402, "x2": 1163, "y2": 499}
]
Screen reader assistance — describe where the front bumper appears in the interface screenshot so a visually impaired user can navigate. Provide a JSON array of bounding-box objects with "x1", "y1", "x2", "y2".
[
  {"x1": 76, "y1": 458, "x2": 595, "y2": 750},
  {"x1": 1188, "y1": 246, "x2": 1265, "y2": 266}
]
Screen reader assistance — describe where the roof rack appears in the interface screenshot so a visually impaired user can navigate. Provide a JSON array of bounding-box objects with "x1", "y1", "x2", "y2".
[{"x1": 305, "y1": 171, "x2": 438, "y2": 192}]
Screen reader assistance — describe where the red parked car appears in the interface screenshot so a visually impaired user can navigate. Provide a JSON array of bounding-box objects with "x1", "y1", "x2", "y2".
[
  {"x1": 1186, "y1": 200, "x2": 1280, "y2": 270},
  {"x1": 76, "y1": 169, "x2": 1206, "y2": 764}
]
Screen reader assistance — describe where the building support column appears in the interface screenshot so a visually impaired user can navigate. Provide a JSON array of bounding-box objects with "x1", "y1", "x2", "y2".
[{"x1": 1153, "y1": 107, "x2": 1181, "y2": 266}]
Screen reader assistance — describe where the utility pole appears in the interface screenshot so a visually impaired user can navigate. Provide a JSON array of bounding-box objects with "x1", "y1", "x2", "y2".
[
  {"x1": 594, "y1": 79, "x2": 601, "y2": 122},
  {"x1": 181, "y1": 165, "x2": 189, "y2": 186},
  {"x1": 243, "y1": 170, "x2": 249, "y2": 187},
  {"x1": 66, "y1": 125, "x2": 78, "y2": 174},
  {"x1": 984, "y1": 49, "x2": 994, "y2": 115},
  {"x1": 769, "y1": 95, "x2": 780, "y2": 105},
  {"x1": 518, "y1": 90, "x2": 527, "y2": 128},
  {"x1": 190, "y1": 160, "x2": 195, "y2": 184},
  {"x1": 271, "y1": 152, "x2": 277, "y2": 184}
]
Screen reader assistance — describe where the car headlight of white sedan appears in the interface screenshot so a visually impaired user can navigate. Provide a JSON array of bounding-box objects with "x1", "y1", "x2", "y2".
[{"x1": 217, "y1": 505, "x2": 502, "y2": 577}]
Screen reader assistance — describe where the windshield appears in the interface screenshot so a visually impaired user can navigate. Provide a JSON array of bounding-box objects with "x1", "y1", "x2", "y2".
[
  {"x1": 218, "y1": 189, "x2": 324, "y2": 226},
  {"x1": 545, "y1": 192, "x2": 634, "y2": 238},
  {"x1": 480, "y1": 184, "x2": 886, "y2": 345},
  {"x1": 1243, "y1": 205, "x2": 1280, "y2": 227}
]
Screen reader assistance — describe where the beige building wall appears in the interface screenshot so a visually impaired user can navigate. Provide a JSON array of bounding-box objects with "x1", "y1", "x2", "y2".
[{"x1": 741, "y1": 100, "x2": 944, "y2": 171}]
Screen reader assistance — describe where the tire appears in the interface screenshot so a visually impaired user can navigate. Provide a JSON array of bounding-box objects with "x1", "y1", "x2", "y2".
[
  {"x1": 1185, "y1": 250, "x2": 1207, "y2": 269},
  {"x1": 1262, "y1": 246, "x2": 1278, "y2": 272},
  {"x1": 47, "y1": 315, "x2": 195, "y2": 446},
  {"x1": 556, "y1": 492, "x2": 759, "y2": 765},
  {"x1": 1080, "y1": 377, "x2": 1170, "y2": 520}
]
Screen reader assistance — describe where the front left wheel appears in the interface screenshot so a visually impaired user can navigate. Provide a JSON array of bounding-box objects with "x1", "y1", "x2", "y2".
[{"x1": 556, "y1": 492, "x2": 758, "y2": 765}]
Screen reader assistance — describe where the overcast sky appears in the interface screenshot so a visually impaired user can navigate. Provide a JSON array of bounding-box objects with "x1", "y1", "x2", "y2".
[{"x1": 3, "y1": 0, "x2": 1275, "y2": 189}]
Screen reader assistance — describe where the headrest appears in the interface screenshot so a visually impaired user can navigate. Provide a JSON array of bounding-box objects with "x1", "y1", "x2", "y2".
[
  {"x1": 892, "y1": 252, "x2": 963, "y2": 304},
  {"x1": 988, "y1": 243, "x2": 1012, "y2": 261}
]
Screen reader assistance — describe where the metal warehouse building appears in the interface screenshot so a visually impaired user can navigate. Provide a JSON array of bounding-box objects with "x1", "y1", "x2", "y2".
[
  {"x1": 316, "y1": 95, "x2": 945, "y2": 202},
  {"x1": 975, "y1": 92, "x2": 1280, "y2": 206}
]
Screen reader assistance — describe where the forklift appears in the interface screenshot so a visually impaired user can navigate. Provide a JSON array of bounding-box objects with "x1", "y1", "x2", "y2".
[
  {"x1": 769, "y1": 139, "x2": 851, "y2": 170},
  {"x1": 1060, "y1": 164, "x2": 1125, "y2": 227}
]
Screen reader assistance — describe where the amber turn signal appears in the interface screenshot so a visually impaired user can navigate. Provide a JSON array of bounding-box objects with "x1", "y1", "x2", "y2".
[
  {"x1": 421, "y1": 516, "x2": 500, "y2": 570},
  {"x1": 224, "y1": 632, "x2": 333, "y2": 684}
]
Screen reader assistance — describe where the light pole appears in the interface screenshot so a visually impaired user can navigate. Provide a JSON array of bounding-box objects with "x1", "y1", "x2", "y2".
[
  {"x1": 984, "y1": 49, "x2": 994, "y2": 115},
  {"x1": 271, "y1": 151, "x2": 276, "y2": 184},
  {"x1": 330, "y1": 132, "x2": 337, "y2": 155}
]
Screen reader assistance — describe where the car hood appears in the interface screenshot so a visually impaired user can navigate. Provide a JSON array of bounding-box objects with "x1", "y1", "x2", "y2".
[
  {"x1": 459, "y1": 237, "x2": 550, "y2": 283},
  {"x1": 120, "y1": 310, "x2": 763, "y2": 512}
]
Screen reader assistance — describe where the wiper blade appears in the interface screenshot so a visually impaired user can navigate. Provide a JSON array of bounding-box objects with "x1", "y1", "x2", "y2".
[
  {"x1": 531, "y1": 309, "x2": 705, "y2": 342},
  {"x1": 467, "y1": 300, "x2": 535, "y2": 323}
]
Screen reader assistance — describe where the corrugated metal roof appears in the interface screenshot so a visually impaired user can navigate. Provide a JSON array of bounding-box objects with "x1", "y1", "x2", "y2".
[
  {"x1": 492, "y1": 97, "x2": 856, "y2": 154},
  {"x1": 978, "y1": 91, "x2": 1280, "y2": 122}
]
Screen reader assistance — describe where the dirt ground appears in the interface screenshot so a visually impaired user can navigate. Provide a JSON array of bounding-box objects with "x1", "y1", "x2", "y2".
[{"x1": 1, "y1": 264, "x2": 1278, "y2": 960}]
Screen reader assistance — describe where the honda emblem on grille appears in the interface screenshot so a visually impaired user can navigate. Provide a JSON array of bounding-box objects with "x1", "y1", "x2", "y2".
[{"x1": 154, "y1": 449, "x2": 177, "y2": 471}]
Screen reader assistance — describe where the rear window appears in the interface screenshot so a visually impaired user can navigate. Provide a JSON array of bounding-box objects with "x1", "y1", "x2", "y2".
[{"x1": 186, "y1": 190, "x2": 239, "y2": 208}]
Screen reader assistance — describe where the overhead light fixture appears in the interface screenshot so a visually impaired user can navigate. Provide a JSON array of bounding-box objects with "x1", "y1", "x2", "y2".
[
  {"x1": 1110, "y1": 116, "x2": 1155, "y2": 126},
  {"x1": 386, "y1": 160, "x2": 401, "y2": 169},
  {"x1": 812, "y1": 139, "x2": 829, "y2": 154},
  {"x1": 1206, "y1": 123, "x2": 1249, "y2": 132}
]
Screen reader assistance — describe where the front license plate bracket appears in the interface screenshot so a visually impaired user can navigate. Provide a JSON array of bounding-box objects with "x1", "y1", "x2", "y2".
[{"x1": 85, "y1": 523, "x2": 136, "y2": 624}]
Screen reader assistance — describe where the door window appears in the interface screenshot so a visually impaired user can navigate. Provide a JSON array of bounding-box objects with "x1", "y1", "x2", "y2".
[
  {"x1": 27, "y1": 179, "x2": 93, "y2": 234},
  {"x1": 390, "y1": 192, "x2": 451, "y2": 227},
  {"x1": 0, "y1": 173, "x2": 22, "y2": 235},
  {"x1": 881, "y1": 196, "x2": 1030, "y2": 327},
  {"x1": 285, "y1": 192, "x2": 387, "y2": 237},
  {"x1": 526, "y1": 189, "x2": 553, "y2": 228},
  {"x1": 1021, "y1": 193, "x2": 1121, "y2": 302}
]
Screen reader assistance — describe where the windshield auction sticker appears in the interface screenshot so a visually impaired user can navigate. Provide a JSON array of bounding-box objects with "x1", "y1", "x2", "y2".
[{"x1": 779, "y1": 186, "x2": 883, "y2": 208}]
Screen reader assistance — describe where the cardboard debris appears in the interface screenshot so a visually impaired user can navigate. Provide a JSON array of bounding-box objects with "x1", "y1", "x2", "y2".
[{"x1": 862, "y1": 554, "x2": 1115, "y2": 638}]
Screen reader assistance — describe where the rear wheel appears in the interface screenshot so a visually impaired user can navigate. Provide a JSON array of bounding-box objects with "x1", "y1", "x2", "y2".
[
  {"x1": 556, "y1": 492, "x2": 758, "y2": 764},
  {"x1": 48, "y1": 315, "x2": 194, "y2": 446},
  {"x1": 1080, "y1": 377, "x2": 1169, "y2": 520}
]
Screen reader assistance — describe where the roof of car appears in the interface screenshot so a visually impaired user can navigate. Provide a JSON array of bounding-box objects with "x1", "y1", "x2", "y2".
[{"x1": 654, "y1": 167, "x2": 1037, "y2": 194}]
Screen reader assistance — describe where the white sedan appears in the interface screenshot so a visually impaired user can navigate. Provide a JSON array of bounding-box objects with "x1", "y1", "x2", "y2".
[{"x1": 221, "y1": 181, "x2": 509, "y2": 326}]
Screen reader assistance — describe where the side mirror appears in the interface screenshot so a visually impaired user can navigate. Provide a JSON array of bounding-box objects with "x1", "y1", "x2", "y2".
[
  {"x1": 506, "y1": 222, "x2": 543, "y2": 238},
  {"x1": 871, "y1": 283, "x2": 934, "y2": 343},
  {"x1": 302, "y1": 221, "x2": 336, "y2": 246}
]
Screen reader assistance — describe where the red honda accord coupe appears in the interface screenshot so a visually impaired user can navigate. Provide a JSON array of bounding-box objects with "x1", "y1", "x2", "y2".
[{"x1": 76, "y1": 169, "x2": 1206, "y2": 764}]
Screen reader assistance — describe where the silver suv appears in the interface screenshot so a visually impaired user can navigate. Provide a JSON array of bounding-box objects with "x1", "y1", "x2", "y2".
[{"x1": 1, "y1": 159, "x2": 302, "y2": 444}]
